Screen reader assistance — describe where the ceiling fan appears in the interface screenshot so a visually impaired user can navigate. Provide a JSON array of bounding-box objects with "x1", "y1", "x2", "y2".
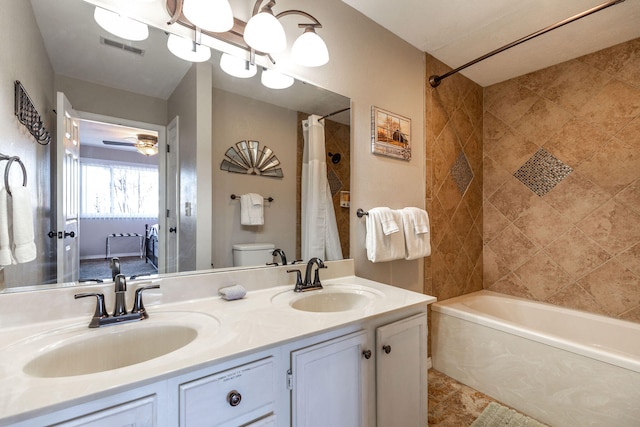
[{"x1": 102, "y1": 133, "x2": 158, "y2": 156}]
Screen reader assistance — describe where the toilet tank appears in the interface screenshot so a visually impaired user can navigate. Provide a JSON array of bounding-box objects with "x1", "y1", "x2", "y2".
[{"x1": 232, "y1": 243, "x2": 275, "y2": 267}]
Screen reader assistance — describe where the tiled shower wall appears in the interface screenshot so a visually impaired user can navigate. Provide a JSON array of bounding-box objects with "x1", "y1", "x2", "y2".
[
  {"x1": 484, "y1": 38, "x2": 640, "y2": 321},
  {"x1": 424, "y1": 55, "x2": 484, "y2": 300}
]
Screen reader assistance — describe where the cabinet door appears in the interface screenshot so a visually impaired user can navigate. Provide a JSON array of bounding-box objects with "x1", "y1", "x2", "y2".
[
  {"x1": 376, "y1": 313, "x2": 427, "y2": 427},
  {"x1": 53, "y1": 395, "x2": 156, "y2": 427},
  {"x1": 291, "y1": 331, "x2": 371, "y2": 427}
]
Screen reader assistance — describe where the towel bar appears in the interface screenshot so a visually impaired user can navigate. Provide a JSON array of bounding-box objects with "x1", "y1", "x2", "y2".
[
  {"x1": 356, "y1": 208, "x2": 369, "y2": 218},
  {"x1": 230, "y1": 194, "x2": 274, "y2": 202}
]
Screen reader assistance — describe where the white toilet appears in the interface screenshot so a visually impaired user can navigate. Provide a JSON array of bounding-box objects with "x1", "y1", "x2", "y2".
[{"x1": 232, "y1": 243, "x2": 275, "y2": 267}]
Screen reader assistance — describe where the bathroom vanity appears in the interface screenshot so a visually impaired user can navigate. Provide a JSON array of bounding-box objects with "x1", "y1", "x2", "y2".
[{"x1": 0, "y1": 260, "x2": 434, "y2": 426}]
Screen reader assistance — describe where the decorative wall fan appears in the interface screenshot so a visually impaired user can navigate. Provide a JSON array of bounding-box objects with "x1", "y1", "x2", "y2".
[
  {"x1": 220, "y1": 140, "x2": 283, "y2": 178},
  {"x1": 103, "y1": 133, "x2": 158, "y2": 156}
]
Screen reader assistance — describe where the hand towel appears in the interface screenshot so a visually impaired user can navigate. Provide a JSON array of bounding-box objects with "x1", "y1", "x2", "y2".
[
  {"x1": 400, "y1": 207, "x2": 431, "y2": 260},
  {"x1": 11, "y1": 186, "x2": 36, "y2": 263},
  {"x1": 218, "y1": 284, "x2": 247, "y2": 301},
  {"x1": 0, "y1": 189, "x2": 15, "y2": 266},
  {"x1": 378, "y1": 206, "x2": 400, "y2": 235},
  {"x1": 240, "y1": 193, "x2": 264, "y2": 226},
  {"x1": 365, "y1": 207, "x2": 405, "y2": 263}
]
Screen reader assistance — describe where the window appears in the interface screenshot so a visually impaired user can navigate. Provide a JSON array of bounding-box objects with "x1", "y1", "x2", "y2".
[{"x1": 81, "y1": 163, "x2": 158, "y2": 218}]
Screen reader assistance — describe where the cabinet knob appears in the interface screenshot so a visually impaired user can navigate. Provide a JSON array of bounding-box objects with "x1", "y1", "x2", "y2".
[
  {"x1": 227, "y1": 390, "x2": 242, "y2": 407},
  {"x1": 382, "y1": 345, "x2": 391, "y2": 354},
  {"x1": 362, "y1": 349, "x2": 372, "y2": 359}
]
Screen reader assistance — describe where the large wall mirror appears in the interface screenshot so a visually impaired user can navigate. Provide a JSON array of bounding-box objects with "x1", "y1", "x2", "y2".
[{"x1": 0, "y1": 0, "x2": 350, "y2": 291}]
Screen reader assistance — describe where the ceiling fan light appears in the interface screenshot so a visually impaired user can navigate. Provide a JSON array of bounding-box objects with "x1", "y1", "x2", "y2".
[
  {"x1": 244, "y1": 11, "x2": 286, "y2": 54},
  {"x1": 135, "y1": 134, "x2": 158, "y2": 156},
  {"x1": 291, "y1": 27, "x2": 329, "y2": 67},
  {"x1": 261, "y1": 68, "x2": 294, "y2": 89},
  {"x1": 94, "y1": 7, "x2": 149, "y2": 41},
  {"x1": 182, "y1": 0, "x2": 234, "y2": 33},
  {"x1": 220, "y1": 53, "x2": 257, "y2": 78},
  {"x1": 167, "y1": 33, "x2": 211, "y2": 62}
]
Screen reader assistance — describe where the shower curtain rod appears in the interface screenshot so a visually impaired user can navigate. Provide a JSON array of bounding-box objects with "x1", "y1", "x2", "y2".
[
  {"x1": 319, "y1": 107, "x2": 351, "y2": 121},
  {"x1": 429, "y1": 0, "x2": 626, "y2": 88}
]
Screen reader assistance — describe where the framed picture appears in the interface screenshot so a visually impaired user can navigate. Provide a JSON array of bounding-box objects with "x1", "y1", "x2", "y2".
[{"x1": 371, "y1": 106, "x2": 411, "y2": 160}]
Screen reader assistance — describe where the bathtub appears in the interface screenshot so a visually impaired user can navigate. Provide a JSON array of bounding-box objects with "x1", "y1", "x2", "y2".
[{"x1": 431, "y1": 290, "x2": 640, "y2": 427}]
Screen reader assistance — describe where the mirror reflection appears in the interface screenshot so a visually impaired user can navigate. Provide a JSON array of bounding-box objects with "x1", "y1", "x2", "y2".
[{"x1": 0, "y1": 0, "x2": 350, "y2": 291}]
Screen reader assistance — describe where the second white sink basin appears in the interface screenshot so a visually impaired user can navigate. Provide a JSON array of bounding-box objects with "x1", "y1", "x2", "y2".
[
  {"x1": 272, "y1": 284, "x2": 383, "y2": 313},
  {"x1": 21, "y1": 311, "x2": 219, "y2": 378}
]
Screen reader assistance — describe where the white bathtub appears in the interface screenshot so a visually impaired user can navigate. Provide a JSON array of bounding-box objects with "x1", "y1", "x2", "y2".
[{"x1": 431, "y1": 290, "x2": 640, "y2": 427}]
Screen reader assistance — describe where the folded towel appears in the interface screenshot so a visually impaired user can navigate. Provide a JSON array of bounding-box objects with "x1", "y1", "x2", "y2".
[
  {"x1": 240, "y1": 193, "x2": 264, "y2": 226},
  {"x1": 0, "y1": 189, "x2": 15, "y2": 266},
  {"x1": 400, "y1": 207, "x2": 431, "y2": 260},
  {"x1": 365, "y1": 208, "x2": 405, "y2": 263},
  {"x1": 11, "y1": 186, "x2": 36, "y2": 263},
  {"x1": 376, "y1": 207, "x2": 400, "y2": 235},
  {"x1": 219, "y1": 284, "x2": 247, "y2": 301}
]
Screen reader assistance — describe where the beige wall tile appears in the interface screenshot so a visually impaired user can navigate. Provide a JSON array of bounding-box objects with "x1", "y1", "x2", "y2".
[
  {"x1": 543, "y1": 173, "x2": 610, "y2": 222},
  {"x1": 544, "y1": 227, "x2": 611, "y2": 279},
  {"x1": 577, "y1": 80, "x2": 640, "y2": 134},
  {"x1": 578, "y1": 260, "x2": 640, "y2": 316},
  {"x1": 543, "y1": 118, "x2": 611, "y2": 167},
  {"x1": 514, "y1": 252, "x2": 573, "y2": 300},
  {"x1": 578, "y1": 198, "x2": 640, "y2": 256}
]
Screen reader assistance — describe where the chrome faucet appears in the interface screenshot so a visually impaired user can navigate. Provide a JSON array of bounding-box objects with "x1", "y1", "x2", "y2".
[
  {"x1": 287, "y1": 257, "x2": 327, "y2": 292},
  {"x1": 272, "y1": 248, "x2": 287, "y2": 266},
  {"x1": 110, "y1": 257, "x2": 120, "y2": 281},
  {"x1": 75, "y1": 278, "x2": 160, "y2": 328}
]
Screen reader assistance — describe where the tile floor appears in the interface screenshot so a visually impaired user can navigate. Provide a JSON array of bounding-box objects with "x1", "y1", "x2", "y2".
[{"x1": 427, "y1": 369, "x2": 500, "y2": 426}]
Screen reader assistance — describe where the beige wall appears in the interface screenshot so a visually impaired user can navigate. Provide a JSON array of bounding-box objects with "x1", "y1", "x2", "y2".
[
  {"x1": 424, "y1": 55, "x2": 484, "y2": 300},
  {"x1": 212, "y1": 88, "x2": 297, "y2": 268},
  {"x1": 483, "y1": 38, "x2": 640, "y2": 322},
  {"x1": 0, "y1": 1, "x2": 55, "y2": 288}
]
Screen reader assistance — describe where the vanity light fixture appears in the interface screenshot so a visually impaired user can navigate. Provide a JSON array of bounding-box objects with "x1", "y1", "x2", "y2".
[
  {"x1": 182, "y1": 0, "x2": 234, "y2": 33},
  {"x1": 135, "y1": 134, "x2": 159, "y2": 156},
  {"x1": 244, "y1": 0, "x2": 329, "y2": 67},
  {"x1": 220, "y1": 53, "x2": 257, "y2": 78},
  {"x1": 260, "y1": 68, "x2": 294, "y2": 89},
  {"x1": 94, "y1": 7, "x2": 149, "y2": 41},
  {"x1": 167, "y1": 33, "x2": 211, "y2": 62}
]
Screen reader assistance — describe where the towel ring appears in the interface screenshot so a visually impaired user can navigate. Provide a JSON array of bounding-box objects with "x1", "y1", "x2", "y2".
[{"x1": 4, "y1": 156, "x2": 27, "y2": 196}]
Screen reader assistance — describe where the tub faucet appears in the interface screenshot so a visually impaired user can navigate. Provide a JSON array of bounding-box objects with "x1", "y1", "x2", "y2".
[
  {"x1": 272, "y1": 248, "x2": 287, "y2": 266},
  {"x1": 110, "y1": 257, "x2": 120, "y2": 281}
]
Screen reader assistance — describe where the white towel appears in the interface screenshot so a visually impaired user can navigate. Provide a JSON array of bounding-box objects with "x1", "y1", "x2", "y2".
[
  {"x1": 365, "y1": 208, "x2": 405, "y2": 263},
  {"x1": 240, "y1": 193, "x2": 264, "y2": 226},
  {"x1": 11, "y1": 186, "x2": 36, "y2": 263},
  {"x1": 0, "y1": 189, "x2": 15, "y2": 266},
  {"x1": 400, "y1": 207, "x2": 431, "y2": 260},
  {"x1": 218, "y1": 284, "x2": 247, "y2": 301}
]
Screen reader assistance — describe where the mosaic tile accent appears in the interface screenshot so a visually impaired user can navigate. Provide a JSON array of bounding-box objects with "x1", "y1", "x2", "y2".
[
  {"x1": 451, "y1": 152, "x2": 474, "y2": 195},
  {"x1": 514, "y1": 148, "x2": 573, "y2": 197},
  {"x1": 327, "y1": 168, "x2": 342, "y2": 196}
]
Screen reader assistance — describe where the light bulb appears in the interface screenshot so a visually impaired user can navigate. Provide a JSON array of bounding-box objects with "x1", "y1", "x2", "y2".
[
  {"x1": 244, "y1": 11, "x2": 286, "y2": 54},
  {"x1": 220, "y1": 53, "x2": 257, "y2": 78},
  {"x1": 261, "y1": 69, "x2": 294, "y2": 89},
  {"x1": 291, "y1": 27, "x2": 329, "y2": 67},
  {"x1": 94, "y1": 7, "x2": 149, "y2": 41},
  {"x1": 167, "y1": 33, "x2": 211, "y2": 62},
  {"x1": 182, "y1": 0, "x2": 234, "y2": 33}
]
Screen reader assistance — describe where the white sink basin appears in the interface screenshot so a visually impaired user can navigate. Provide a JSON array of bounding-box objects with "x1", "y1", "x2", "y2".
[
  {"x1": 272, "y1": 284, "x2": 383, "y2": 313},
  {"x1": 22, "y1": 311, "x2": 218, "y2": 378}
]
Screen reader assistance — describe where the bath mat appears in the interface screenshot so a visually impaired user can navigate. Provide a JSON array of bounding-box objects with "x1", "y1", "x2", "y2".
[{"x1": 471, "y1": 402, "x2": 547, "y2": 427}]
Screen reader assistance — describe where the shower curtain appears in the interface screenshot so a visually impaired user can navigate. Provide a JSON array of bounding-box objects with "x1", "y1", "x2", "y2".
[{"x1": 301, "y1": 115, "x2": 343, "y2": 261}]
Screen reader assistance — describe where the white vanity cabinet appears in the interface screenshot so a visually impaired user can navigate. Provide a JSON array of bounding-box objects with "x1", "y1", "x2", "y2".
[
  {"x1": 375, "y1": 313, "x2": 428, "y2": 427},
  {"x1": 289, "y1": 330, "x2": 372, "y2": 427}
]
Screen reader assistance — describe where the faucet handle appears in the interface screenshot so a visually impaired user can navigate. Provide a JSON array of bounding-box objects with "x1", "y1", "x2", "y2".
[
  {"x1": 287, "y1": 269, "x2": 304, "y2": 292},
  {"x1": 131, "y1": 284, "x2": 160, "y2": 319},
  {"x1": 74, "y1": 293, "x2": 109, "y2": 328}
]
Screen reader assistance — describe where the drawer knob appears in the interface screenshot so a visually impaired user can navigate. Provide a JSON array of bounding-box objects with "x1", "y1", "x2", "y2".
[
  {"x1": 362, "y1": 349, "x2": 372, "y2": 359},
  {"x1": 227, "y1": 390, "x2": 242, "y2": 407},
  {"x1": 382, "y1": 345, "x2": 391, "y2": 354}
]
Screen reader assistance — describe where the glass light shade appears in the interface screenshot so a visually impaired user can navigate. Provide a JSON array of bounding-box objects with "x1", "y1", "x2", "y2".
[
  {"x1": 182, "y1": 0, "x2": 234, "y2": 33},
  {"x1": 261, "y1": 69, "x2": 294, "y2": 89},
  {"x1": 94, "y1": 7, "x2": 149, "y2": 41},
  {"x1": 243, "y1": 12, "x2": 286, "y2": 54},
  {"x1": 136, "y1": 135, "x2": 158, "y2": 156},
  {"x1": 220, "y1": 53, "x2": 257, "y2": 78},
  {"x1": 167, "y1": 34, "x2": 211, "y2": 62},
  {"x1": 291, "y1": 29, "x2": 329, "y2": 67}
]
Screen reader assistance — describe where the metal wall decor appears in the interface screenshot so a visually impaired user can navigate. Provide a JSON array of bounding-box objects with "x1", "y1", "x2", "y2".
[
  {"x1": 220, "y1": 140, "x2": 283, "y2": 178},
  {"x1": 14, "y1": 81, "x2": 51, "y2": 145}
]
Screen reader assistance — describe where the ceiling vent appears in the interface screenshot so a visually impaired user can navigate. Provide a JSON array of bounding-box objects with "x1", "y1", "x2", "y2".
[{"x1": 100, "y1": 37, "x2": 145, "y2": 56}]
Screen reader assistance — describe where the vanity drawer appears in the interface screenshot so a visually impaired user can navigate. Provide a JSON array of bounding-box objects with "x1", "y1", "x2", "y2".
[{"x1": 179, "y1": 357, "x2": 275, "y2": 427}]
